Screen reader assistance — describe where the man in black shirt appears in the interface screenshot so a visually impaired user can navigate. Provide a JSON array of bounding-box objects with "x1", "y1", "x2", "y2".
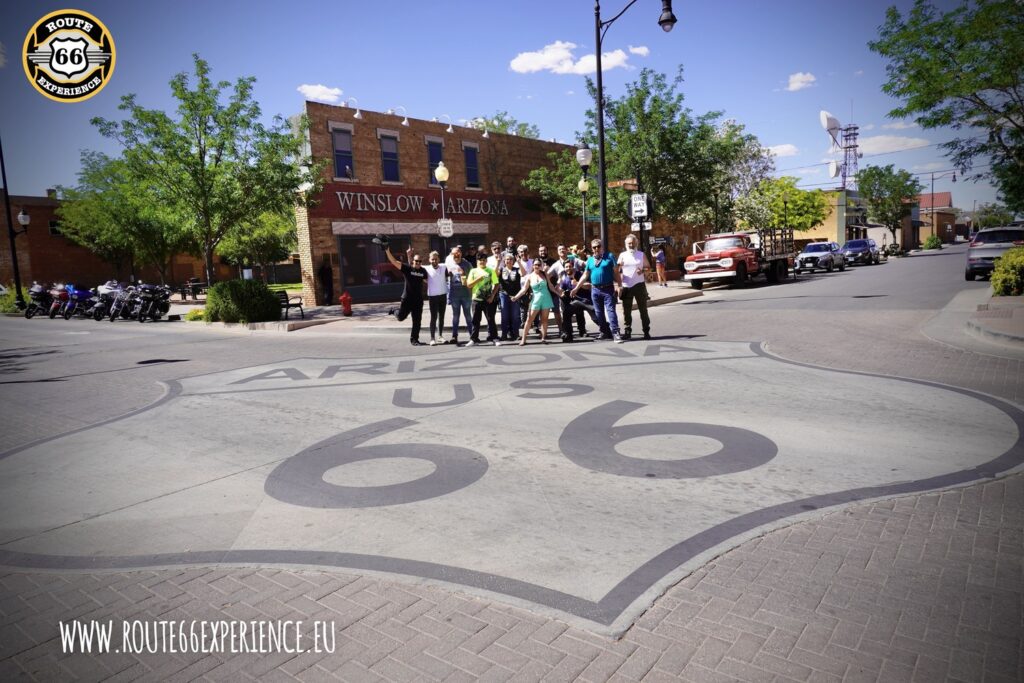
[{"x1": 384, "y1": 246, "x2": 427, "y2": 345}]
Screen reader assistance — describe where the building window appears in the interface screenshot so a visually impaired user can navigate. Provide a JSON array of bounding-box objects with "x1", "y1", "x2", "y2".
[
  {"x1": 338, "y1": 235, "x2": 411, "y2": 287},
  {"x1": 332, "y1": 129, "x2": 354, "y2": 179},
  {"x1": 49, "y1": 220, "x2": 62, "y2": 236},
  {"x1": 427, "y1": 140, "x2": 443, "y2": 185},
  {"x1": 380, "y1": 135, "x2": 400, "y2": 182},
  {"x1": 464, "y1": 145, "x2": 480, "y2": 188}
]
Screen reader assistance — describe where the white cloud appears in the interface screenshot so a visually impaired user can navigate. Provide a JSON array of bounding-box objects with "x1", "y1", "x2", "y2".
[
  {"x1": 861, "y1": 123, "x2": 876, "y2": 131},
  {"x1": 785, "y1": 72, "x2": 816, "y2": 92},
  {"x1": 854, "y1": 69, "x2": 864, "y2": 77},
  {"x1": 628, "y1": 45, "x2": 650, "y2": 57},
  {"x1": 767, "y1": 144, "x2": 800, "y2": 157},
  {"x1": 798, "y1": 167, "x2": 823, "y2": 176},
  {"x1": 509, "y1": 40, "x2": 630, "y2": 75},
  {"x1": 913, "y1": 161, "x2": 946, "y2": 172},
  {"x1": 882, "y1": 120, "x2": 918, "y2": 130},
  {"x1": 0, "y1": 42, "x2": 6, "y2": 69},
  {"x1": 858, "y1": 135, "x2": 931, "y2": 155},
  {"x1": 566, "y1": 90, "x2": 575, "y2": 96},
  {"x1": 296, "y1": 84, "x2": 342, "y2": 103}
]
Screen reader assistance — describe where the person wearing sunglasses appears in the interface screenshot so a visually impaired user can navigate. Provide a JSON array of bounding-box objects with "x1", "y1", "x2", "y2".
[
  {"x1": 384, "y1": 245, "x2": 427, "y2": 346},
  {"x1": 571, "y1": 239, "x2": 623, "y2": 343}
]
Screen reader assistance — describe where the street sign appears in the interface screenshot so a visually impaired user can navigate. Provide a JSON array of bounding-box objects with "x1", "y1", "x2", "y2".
[
  {"x1": 631, "y1": 193, "x2": 648, "y2": 218},
  {"x1": 586, "y1": 215, "x2": 601, "y2": 223},
  {"x1": 436, "y1": 218, "x2": 454, "y2": 238},
  {"x1": 630, "y1": 222, "x2": 653, "y2": 232},
  {"x1": 607, "y1": 178, "x2": 637, "y2": 189}
]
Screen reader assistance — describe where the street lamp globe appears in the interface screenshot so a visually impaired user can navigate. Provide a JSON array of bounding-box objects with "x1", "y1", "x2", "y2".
[
  {"x1": 17, "y1": 208, "x2": 30, "y2": 228},
  {"x1": 578, "y1": 178, "x2": 590, "y2": 193},
  {"x1": 434, "y1": 161, "x2": 449, "y2": 185},
  {"x1": 658, "y1": 0, "x2": 678, "y2": 32},
  {"x1": 576, "y1": 145, "x2": 593, "y2": 171}
]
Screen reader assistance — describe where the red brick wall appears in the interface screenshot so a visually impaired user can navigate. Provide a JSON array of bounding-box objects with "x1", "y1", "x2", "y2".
[{"x1": 1, "y1": 192, "x2": 231, "y2": 288}]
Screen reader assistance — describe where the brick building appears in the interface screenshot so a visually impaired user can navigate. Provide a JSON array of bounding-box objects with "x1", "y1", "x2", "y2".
[
  {"x1": 0, "y1": 189, "x2": 232, "y2": 291},
  {"x1": 296, "y1": 102, "x2": 698, "y2": 305}
]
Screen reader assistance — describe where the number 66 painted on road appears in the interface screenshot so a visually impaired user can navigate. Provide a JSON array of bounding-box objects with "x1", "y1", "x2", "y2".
[{"x1": 265, "y1": 391, "x2": 777, "y2": 509}]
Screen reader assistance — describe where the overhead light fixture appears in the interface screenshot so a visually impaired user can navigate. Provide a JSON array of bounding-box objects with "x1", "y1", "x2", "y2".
[
  {"x1": 438, "y1": 114, "x2": 454, "y2": 133},
  {"x1": 658, "y1": 0, "x2": 678, "y2": 32}
]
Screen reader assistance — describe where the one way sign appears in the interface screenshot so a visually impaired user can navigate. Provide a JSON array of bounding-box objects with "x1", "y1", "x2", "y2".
[{"x1": 630, "y1": 193, "x2": 648, "y2": 218}]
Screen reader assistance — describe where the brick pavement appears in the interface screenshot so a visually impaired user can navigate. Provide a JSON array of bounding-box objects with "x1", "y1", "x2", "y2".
[
  {"x1": 2, "y1": 290, "x2": 1023, "y2": 681},
  {"x1": 1, "y1": 475, "x2": 1019, "y2": 681}
]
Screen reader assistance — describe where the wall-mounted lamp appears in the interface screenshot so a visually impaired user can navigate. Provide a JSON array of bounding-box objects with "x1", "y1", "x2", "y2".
[
  {"x1": 342, "y1": 97, "x2": 362, "y2": 119},
  {"x1": 389, "y1": 106, "x2": 409, "y2": 126}
]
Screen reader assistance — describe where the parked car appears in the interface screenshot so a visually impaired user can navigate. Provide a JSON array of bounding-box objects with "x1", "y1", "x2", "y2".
[
  {"x1": 841, "y1": 238, "x2": 880, "y2": 266},
  {"x1": 965, "y1": 226, "x2": 1024, "y2": 280},
  {"x1": 794, "y1": 242, "x2": 844, "y2": 273}
]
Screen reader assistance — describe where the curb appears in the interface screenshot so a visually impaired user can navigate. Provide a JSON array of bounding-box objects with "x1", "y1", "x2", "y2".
[{"x1": 965, "y1": 318, "x2": 1024, "y2": 346}]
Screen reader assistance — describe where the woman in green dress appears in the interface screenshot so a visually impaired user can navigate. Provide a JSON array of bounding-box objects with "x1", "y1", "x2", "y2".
[{"x1": 512, "y1": 259, "x2": 563, "y2": 345}]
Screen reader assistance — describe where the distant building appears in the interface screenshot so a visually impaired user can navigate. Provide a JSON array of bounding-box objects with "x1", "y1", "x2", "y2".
[
  {"x1": 915, "y1": 192, "x2": 958, "y2": 244},
  {"x1": 0, "y1": 189, "x2": 231, "y2": 288}
]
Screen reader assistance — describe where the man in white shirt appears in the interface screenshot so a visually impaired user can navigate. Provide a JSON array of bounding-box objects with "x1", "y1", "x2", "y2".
[{"x1": 617, "y1": 234, "x2": 651, "y2": 340}]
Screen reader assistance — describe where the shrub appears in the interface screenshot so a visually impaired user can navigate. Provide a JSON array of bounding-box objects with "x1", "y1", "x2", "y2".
[
  {"x1": 184, "y1": 308, "x2": 206, "y2": 321},
  {"x1": 922, "y1": 234, "x2": 942, "y2": 250},
  {"x1": 204, "y1": 279, "x2": 280, "y2": 323},
  {"x1": 0, "y1": 284, "x2": 18, "y2": 314},
  {"x1": 991, "y1": 246, "x2": 1024, "y2": 296}
]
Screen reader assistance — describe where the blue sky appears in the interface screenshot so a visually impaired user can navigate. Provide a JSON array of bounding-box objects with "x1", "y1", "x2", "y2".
[{"x1": 0, "y1": 0, "x2": 998, "y2": 215}]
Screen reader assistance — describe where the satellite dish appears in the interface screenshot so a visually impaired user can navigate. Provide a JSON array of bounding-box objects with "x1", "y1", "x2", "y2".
[
  {"x1": 819, "y1": 110, "x2": 841, "y2": 136},
  {"x1": 828, "y1": 160, "x2": 839, "y2": 178}
]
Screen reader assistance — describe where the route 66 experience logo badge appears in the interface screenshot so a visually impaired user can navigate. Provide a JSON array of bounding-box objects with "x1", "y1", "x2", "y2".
[{"x1": 23, "y1": 9, "x2": 115, "y2": 103}]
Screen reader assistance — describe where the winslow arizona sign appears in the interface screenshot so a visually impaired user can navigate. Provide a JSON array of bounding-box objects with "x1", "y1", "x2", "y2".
[{"x1": 308, "y1": 183, "x2": 541, "y2": 222}]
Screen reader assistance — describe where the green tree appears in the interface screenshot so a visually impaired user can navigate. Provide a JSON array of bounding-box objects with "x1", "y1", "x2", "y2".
[
  {"x1": 92, "y1": 55, "x2": 322, "y2": 283},
  {"x1": 57, "y1": 152, "x2": 186, "y2": 283},
  {"x1": 857, "y1": 164, "x2": 923, "y2": 246},
  {"x1": 749, "y1": 177, "x2": 829, "y2": 231},
  {"x1": 524, "y1": 68, "x2": 766, "y2": 230},
  {"x1": 217, "y1": 211, "x2": 297, "y2": 282},
  {"x1": 466, "y1": 111, "x2": 540, "y2": 139},
  {"x1": 869, "y1": 0, "x2": 1024, "y2": 213},
  {"x1": 975, "y1": 202, "x2": 1015, "y2": 228}
]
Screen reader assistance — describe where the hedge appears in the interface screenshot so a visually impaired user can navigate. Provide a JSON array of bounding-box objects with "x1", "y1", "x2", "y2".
[
  {"x1": 203, "y1": 279, "x2": 281, "y2": 323},
  {"x1": 991, "y1": 246, "x2": 1024, "y2": 297}
]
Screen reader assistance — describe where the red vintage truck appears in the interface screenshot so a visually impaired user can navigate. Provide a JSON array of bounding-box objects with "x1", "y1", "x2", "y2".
[{"x1": 683, "y1": 227, "x2": 796, "y2": 290}]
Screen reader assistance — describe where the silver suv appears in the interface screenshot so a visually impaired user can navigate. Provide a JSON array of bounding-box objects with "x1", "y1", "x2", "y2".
[
  {"x1": 965, "y1": 226, "x2": 1024, "y2": 280},
  {"x1": 794, "y1": 242, "x2": 845, "y2": 273}
]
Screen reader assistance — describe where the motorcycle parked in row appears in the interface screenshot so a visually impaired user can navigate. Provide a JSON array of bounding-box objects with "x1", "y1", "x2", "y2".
[
  {"x1": 133, "y1": 283, "x2": 172, "y2": 322},
  {"x1": 24, "y1": 283, "x2": 54, "y2": 319},
  {"x1": 90, "y1": 281, "x2": 121, "y2": 321},
  {"x1": 62, "y1": 283, "x2": 96, "y2": 320},
  {"x1": 108, "y1": 285, "x2": 138, "y2": 321},
  {"x1": 47, "y1": 284, "x2": 68, "y2": 319}
]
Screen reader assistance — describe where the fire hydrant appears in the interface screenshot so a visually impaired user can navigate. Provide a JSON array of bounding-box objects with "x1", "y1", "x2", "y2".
[{"x1": 339, "y1": 290, "x2": 353, "y2": 317}]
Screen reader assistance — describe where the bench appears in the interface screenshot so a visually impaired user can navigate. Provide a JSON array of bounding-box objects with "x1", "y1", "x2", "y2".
[
  {"x1": 178, "y1": 280, "x2": 208, "y2": 300},
  {"x1": 278, "y1": 291, "x2": 304, "y2": 319}
]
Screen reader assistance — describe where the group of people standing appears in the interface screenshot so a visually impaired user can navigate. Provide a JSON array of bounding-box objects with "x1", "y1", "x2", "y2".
[{"x1": 384, "y1": 235, "x2": 670, "y2": 347}]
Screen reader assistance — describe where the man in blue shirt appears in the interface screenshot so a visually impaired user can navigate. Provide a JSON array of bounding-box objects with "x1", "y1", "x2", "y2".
[{"x1": 571, "y1": 238, "x2": 623, "y2": 343}]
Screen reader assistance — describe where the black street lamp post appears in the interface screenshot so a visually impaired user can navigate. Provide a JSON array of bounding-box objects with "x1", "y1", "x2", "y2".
[
  {"x1": 592, "y1": 0, "x2": 677, "y2": 247},
  {"x1": 1, "y1": 131, "x2": 28, "y2": 309}
]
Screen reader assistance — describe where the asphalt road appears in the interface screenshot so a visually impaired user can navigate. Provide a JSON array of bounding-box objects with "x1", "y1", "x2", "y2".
[{"x1": 1, "y1": 243, "x2": 1021, "y2": 639}]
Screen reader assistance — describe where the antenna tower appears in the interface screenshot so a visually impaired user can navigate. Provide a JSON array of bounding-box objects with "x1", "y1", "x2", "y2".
[{"x1": 841, "y1": 124, "x2": 859, "y2": 190}]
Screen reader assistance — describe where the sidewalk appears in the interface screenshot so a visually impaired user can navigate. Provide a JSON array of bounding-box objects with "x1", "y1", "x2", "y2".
[{"x1": 174, "y1": 282, "x2": 702, "y2": 335}]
